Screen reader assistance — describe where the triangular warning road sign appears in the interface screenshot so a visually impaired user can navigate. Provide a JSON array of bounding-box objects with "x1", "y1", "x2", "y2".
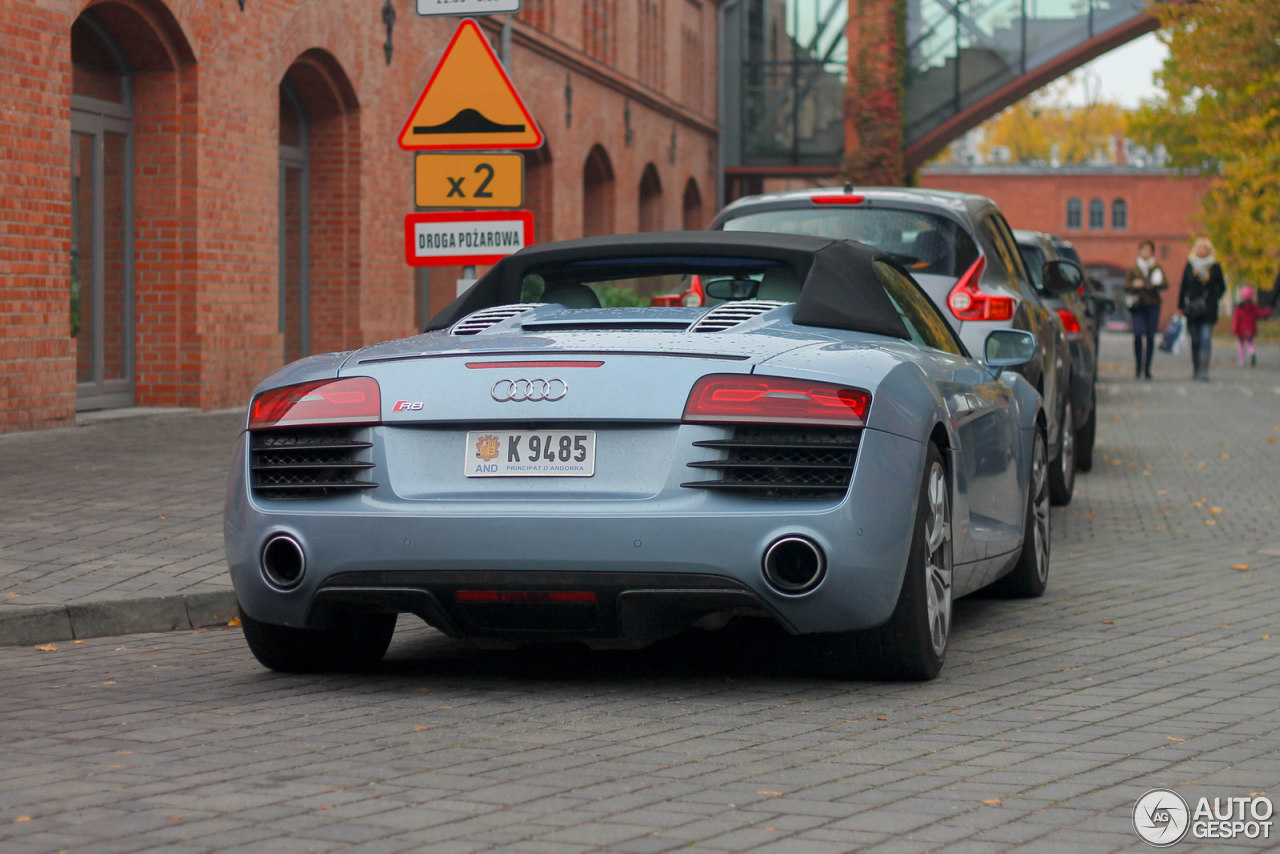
[{"x1": 398, "y1": 19, "x2": 543, "y2": 151}]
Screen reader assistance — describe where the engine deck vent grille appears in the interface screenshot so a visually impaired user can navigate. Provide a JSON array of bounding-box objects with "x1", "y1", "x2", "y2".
[
  {"x1": 689, "y1": 301, "x2": 785, "y2": 333},
  {"x1": 451, "y1": 304, "x2": 544, "y2": 335}
]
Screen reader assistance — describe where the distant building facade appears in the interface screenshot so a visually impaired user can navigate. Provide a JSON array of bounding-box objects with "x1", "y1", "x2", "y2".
[
  {"x1": 919, "y1": 164, "x2": 1213, "y2": 329},
  {"x1": 1, "y1": 0, "x2": 718, "y2": 432}
]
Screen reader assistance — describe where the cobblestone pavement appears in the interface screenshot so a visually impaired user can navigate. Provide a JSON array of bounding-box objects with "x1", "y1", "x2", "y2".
[
  {"x1": 0, "y1": 408, "x2": 241, "y2": 643},
  {"x1": 1, "y1": 333, "x2": 1279, "y2": 852}
]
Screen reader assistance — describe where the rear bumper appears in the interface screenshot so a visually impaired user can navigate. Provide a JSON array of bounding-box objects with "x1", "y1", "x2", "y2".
[
  {"x1": 308, "y1": 570, "x2": 782, "y2": 647},
  {"x1": 225, "y1": 427, "x2": 926, "y2": 639}
]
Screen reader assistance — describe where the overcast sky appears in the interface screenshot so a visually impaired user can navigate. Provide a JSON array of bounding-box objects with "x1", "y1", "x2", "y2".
[{"x1": 1061, "y1": 31, "x2": 1169, "y2": 108}]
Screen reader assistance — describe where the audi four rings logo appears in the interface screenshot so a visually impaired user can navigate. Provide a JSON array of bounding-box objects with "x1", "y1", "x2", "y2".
[{"x1": 491, "y1": 378, "x2": 568, "y2": 402}]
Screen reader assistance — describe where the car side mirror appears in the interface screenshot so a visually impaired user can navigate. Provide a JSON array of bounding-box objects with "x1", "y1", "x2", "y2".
[
  {"x1": 703, "y1": 277, "x2": 759, "y2": 301},
  {"x1": 1042, "y1": 259, "x2": 1084, "y2": 295},
  {"x1": 984, "y1": 329, "x2": 1038, "y2": 376}
]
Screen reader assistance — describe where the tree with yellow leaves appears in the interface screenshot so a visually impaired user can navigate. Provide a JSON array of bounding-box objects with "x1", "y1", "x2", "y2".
[
  {"x1": 1129, "y1": 1, "x2": 1280, "y2": 292},
  {"x1": 942, "y1": 79, "x2": 1131, "y2": 166}
]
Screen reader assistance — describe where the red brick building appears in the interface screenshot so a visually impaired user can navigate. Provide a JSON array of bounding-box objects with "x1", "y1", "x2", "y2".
[
  {"x1": 919, "y1": 165, "x2": 1214, "y2": 328},
  {"x1": 1, "y1": 0, "x2": 719, "y2": 432}
]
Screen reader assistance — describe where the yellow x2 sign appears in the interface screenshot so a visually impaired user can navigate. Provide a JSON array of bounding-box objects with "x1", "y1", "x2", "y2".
[{"x1": 415, "y1": 153, "x2": 524, "y2": 209}]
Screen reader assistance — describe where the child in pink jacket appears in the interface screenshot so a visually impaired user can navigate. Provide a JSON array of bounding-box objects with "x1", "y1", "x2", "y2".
[{"x1": 1231, "y1": 286, "x2": 1272, "y2": 367}]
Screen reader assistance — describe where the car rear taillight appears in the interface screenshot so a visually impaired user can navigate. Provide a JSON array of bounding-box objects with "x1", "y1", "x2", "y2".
[
  {"x1": 683, "y1": 375, "x2": 870, "y2": 427},
  {"x1": 248, "y1": 377, "x2": 382, "y2": 430},
  {"x1": 1056, "y1": 308, "x2": 1081, "y2": 335},
  {"x1": 947, "y1": 257, "x2": 1014, "y2": 321}
]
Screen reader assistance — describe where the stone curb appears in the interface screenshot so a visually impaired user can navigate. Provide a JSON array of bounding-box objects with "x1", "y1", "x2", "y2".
[{"x1": 0, "y1": 591, "x2": 239, "y2": 648}]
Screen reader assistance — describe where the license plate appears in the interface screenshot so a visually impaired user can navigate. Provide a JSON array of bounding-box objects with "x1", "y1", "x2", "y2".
[{"x1": 465, "y1": 430, "x2": 596, "y2": 477}]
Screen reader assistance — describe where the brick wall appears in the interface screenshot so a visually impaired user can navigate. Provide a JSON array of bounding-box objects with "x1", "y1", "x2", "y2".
[{"x1": 1, "y1": 0, "x2": 719, "y2": 432}]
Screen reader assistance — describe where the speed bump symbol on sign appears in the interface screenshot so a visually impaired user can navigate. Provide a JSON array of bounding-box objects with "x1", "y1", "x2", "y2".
[
  {"x1": 416, "y1": 153, "x2": 523, "y2": 208},
  {"x1": 398, "y1": 19, "x2": 543, "y2": 151}
]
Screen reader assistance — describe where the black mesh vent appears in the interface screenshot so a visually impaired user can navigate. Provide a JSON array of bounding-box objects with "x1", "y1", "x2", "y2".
[
  {"x1": 251, "y1": 428, "x2": 376, "y2": 500},
  {"x1": 682, "y1": 426, "x2": 859, "y2": 499}
]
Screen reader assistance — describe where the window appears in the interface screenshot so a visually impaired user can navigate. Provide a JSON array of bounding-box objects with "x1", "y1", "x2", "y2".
[
  {"x1": 1089, "y1": 198, "x2": 1105, "y2": 230},
  {"x1": 71, "y1": 14, "x2": 135, "y2": 411},
  {"x1": 279, "y1": 79, "x2": 310, "y2": 364},
  {"x1": 582, "y1": 145, "x2": 615, "y2": 237},
  {"x1": 1112, "y1": 198, "x2": 1127, "y2": 230},
  {"x1": 1066, "y1": 198, "x2": 1081, "y2": 230},
  {"x1": 638, "y1": 163, "x2": 662, "y2": 231},
  {"x1": 721, "y1": 207, "x2": 979, "y2": 277}
]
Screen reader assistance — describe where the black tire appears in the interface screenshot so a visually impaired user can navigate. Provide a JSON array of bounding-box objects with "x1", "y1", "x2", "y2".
[
  {"x1": 1048, "y1": 398, "x2": 1075, "y2": 505},
  {"x1": 993, "y1": 428, "x2": 1050, "y2": 598},
  {"x1": 825, "y1": 445, "x2": 953, "y2": 681},
  {"x1": 239, "y1": 607, "x2": 396, "y2": 673},
  {"x1": 1075, "y1": 390, "x2": 1096, "y2": 473}
]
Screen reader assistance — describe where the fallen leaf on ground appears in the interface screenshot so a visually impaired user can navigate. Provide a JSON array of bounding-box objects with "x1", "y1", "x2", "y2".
[
  {"x1": 756, "y1": 791, "x2": 784, "y2": 797},
  {"x1": 1101, "y1": 620, "x2": 1115, "y2": 625},
  {"x1": 227, "y1": 618, "x2": 241, "y2": 627},
  {"x1": 1231, "y1": 564, "x2": 1250, "y2": 571},
  {"x1": 1205, "y1": 520, "x2": 1217, "y2": 526},
  {"x1": 413, "y1": 726, "x2": 430, "y2": 732},
  {"x1": 1263, "y1": 634, "x2": 1272, "y2": 640},
  {"x1": 1268, "y1": 437, "x2": 1277, "y2": 445},
  {"x1": 1209, "y1": 507, "x2": 1222, "y2": 515},
  {"x1": 1168, "y1": 737, "x2": 1185, "y2": 743},
  {"x1": 1157, "y1": 489, "x2": 1169, "y2": 495},
  {"x1": 983, "y1": 798, "x2": 1003, "y2": 806},
  {"x1": 13, "y1": 816, "x2": 31, "y2": 823},
  {"x1": 35, "y1": 644, "x2": 57, "y2": 652}
]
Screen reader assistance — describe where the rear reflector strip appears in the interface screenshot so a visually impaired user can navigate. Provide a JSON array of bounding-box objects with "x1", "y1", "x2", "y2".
[{"x1": 454, "y1": 590, "x2": 598, "y2": 604}]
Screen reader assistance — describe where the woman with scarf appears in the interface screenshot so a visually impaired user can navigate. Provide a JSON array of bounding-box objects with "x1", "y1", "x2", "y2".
[
  {"x1": 1124, "y1": 240, "x2": 1167, "y2": 380},
  {"x1": 1178, "y1": 237, "x2": 1227, "y2": 381}
]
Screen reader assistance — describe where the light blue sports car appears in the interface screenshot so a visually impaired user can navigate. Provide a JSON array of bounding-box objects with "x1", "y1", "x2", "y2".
[{"x1": 224, "y1": 231, "x2": 1050, "y2": 679}]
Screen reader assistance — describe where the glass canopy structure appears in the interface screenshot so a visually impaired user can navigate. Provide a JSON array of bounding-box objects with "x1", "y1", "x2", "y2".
[{"x1": 719, "y1": 0, "x2": 1155, "y2": 187}]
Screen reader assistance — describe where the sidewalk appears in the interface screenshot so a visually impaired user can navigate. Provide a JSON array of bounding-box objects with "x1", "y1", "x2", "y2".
[
  {"x1": 0, "y1": 407, "x2": 244, "y2": 645},
  {"x1": 1, "y1": 331, "x2": 1275, "y2": 647}
]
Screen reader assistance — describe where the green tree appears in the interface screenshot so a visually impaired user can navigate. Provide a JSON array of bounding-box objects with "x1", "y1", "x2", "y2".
[{"x1": 1130, "y1": 1, "x2": 1280, "y2": 290}]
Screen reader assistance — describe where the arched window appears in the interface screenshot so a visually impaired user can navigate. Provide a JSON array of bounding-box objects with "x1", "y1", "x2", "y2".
[
  {"x1": 638, "y1": 163, "x2": 662, "y2": 232},
  {"x1": 1089, "y1": 198, "x2": 1105, "y2": 230},
  {"x1": 1066, "y1": 198, "x2": 1081, "y2": 230},
  {"x1": 525, "y1": 146, "x2": 553, "y2": 243},
  {"x1": 278, "y1": 79, "x2": 310, "y2": 364},
  {"x1": 1111, "y1": 198, "x2": 1128, "y2": 231},
  {"x1": 582, "y1": 145, "x2": 615, "y2": 237},
  {"x1": 682, "y1": 178, "x2": 703, "y2": 230},
  {"x1": 278, "y1": 51, "x2": 361, "y2": 360},
  {"x1": 71, "y1": 13, "x2": 134, "y2": 411}
]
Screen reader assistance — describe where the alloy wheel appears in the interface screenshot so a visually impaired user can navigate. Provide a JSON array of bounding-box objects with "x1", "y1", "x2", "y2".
[{"x1": 923, "y1": 460, "x2": 952, "y2": 656}]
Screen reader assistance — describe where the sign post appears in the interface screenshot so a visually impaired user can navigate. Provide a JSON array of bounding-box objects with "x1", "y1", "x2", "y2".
[{"x1": 398, "y1": 17, "x2": 542, "y2": 287}]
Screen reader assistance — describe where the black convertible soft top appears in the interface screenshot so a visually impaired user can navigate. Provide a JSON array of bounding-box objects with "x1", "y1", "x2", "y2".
[{"x1": 425, "y1": 230, "x2": 911, "y2": 341}]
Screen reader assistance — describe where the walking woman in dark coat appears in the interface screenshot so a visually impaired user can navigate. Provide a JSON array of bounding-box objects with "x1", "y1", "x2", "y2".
[
  {"x1": 1124, "y1": 240, "x2": 1168, "y2": 379},
  {"x1": 1178, "y1": 236, "x2": 1227, "y2": 381}
]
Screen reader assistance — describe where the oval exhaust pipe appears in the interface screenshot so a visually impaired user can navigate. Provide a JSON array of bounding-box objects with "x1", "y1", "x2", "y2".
[
  {"x1": 260, "y1": 534, "x2": 306, "y2": 590},
  {"x1": 762, "y1": 536, "x2": 826, "y2": 595}
]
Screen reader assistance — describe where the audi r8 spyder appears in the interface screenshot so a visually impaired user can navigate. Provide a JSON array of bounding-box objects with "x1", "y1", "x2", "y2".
[{"x1": 224, "y1": 231, "x2": 1051, "y2": 680}]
